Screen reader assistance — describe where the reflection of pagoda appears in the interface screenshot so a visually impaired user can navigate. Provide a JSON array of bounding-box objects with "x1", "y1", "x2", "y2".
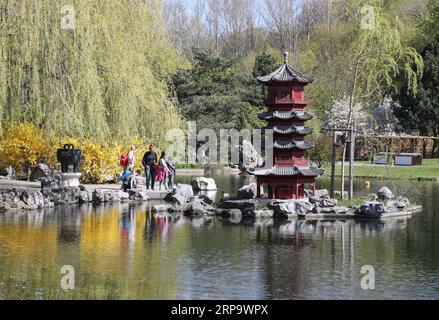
[{"x1": 253, "y1": 52, "x2": 321, "y2": 199}]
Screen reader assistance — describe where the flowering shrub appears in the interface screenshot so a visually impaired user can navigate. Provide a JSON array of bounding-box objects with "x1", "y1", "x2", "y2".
[
  {"x1": 0, "y1": 122, "x2": 155, "y2": 183},
  {"x1": 0, "y1": 123, "x2": 56, "y2": 175}
]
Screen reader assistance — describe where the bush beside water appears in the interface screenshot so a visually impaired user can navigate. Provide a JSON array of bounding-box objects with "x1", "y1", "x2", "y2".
[{"x1": 0, "y1": 123, "x2": 155, "y2": 183}]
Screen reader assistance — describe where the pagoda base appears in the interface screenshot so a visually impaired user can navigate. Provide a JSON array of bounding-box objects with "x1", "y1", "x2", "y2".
[{"x1": 256, "y1": 175, "x2": 316, "y2": 200}]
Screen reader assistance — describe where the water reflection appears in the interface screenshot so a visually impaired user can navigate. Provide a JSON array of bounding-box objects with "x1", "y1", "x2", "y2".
[{"x1": 0, "y1": 177, "x2": 438, "y2": 299}]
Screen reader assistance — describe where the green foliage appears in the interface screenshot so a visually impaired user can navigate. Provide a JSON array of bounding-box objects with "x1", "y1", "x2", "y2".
[
  {"x1": 172, "y1": 50, "x2": 267, "y2": 132},
  {"x1": 420, "y1": 0, "x2": 439, "y2": 44},
  {"x1": 392, "y1": 33, "x2": 439, "y2": 156},
  {"x1": 306, "y1": 134, "x2": 333, "y2": 168},
  {"x1": 0, "y1": 0, "x2": 185, "y2": 146}
]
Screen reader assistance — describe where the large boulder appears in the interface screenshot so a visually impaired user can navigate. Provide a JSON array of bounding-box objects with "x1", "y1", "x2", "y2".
[
  {"x1": 219, "y1": 208, "x2": 242, "y2": 219},
  {"x1": 191, "y1": 177, "x2": 218, "y2": 191},
  {"x1": 219, "y1": 199, "x2": 257, "y2": 216},
  {"x1": 237, "y1": 183, "x2": 263, "y2": 199},
  {"x1": 315, "y1": 189, "x2": 330, "y2": 199},
  {"x1": 79, "y1": 190, "x2": 93, "y2": 203},
  {"x1": 92, "y1": 189, "x2": 105, "y2": 205},
  {"x1": 118, "y1": 190, "x2": 130, "y2": 201},
  {"x1": 386, "y1": 196, "x2": 410, "y2": 210},
  {"x1": 0, "y1": 166, "x2": 16, "y2": 180},
  {"x1": 188, "y1": 196, "x2": 216, "y2": 216},
  {"x1": 29, "y1": 163, "x2": 52, "y2": 182},
  {"x1": 175, "y1": 184, "x2": 194, "y2": 199},
  {"x1": 254, "y1": 209, "x2": 273, "y2": 218},
  {"x1": 40, "y1": 174, "x2": 63, "y2": 193},
  {"x1": 20, "y1": 190, "x2": 45, "y2": 209},
  {"x1": 164, "y1": 193, "x2": 191, "y2": 211},
  {"x1": 356, "y1": 201, "x2": 386, "y2": 216},
  {"x1": 377, "y1": 187, "x2": 394, "y2": 201},
  {"x1": 267, "y1": 199, "x2": 314, "y2": 217}
]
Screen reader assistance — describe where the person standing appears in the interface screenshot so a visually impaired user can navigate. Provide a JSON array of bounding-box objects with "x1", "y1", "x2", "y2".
[
  {"x1": 142, "y1": 144, "x2": 158, "y2": 190},
  {"x1": 167, "y1": 156, "x2": 176, "y2": 191},
  {"x1": 127, "y1": 146, "x2": 137, "y2": 171},
  {"x1": 158, "y1": 151, "x2": 171, "y2": 191}
]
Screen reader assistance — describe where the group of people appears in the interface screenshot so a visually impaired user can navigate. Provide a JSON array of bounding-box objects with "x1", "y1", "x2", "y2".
[{"x1": 120, "y1": 144, "x2": 176, "y2": 192}]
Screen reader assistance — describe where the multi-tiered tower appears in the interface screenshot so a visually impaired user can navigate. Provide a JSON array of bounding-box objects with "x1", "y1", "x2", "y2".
[{"x1": 253, "y1": 52, "x2": 321, "y2": 199}]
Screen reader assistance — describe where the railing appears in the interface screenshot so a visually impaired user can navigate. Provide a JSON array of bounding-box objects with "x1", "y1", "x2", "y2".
[
  {"x1": 275, "y1": 158, "x2": 309, "y2": 166},
  {"x1": 264, "y1": 98, "x2": 309, "y2": 105}
]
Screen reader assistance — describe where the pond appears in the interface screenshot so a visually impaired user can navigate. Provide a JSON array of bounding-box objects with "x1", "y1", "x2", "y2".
[{"x1": 0, "y1": 175, "x2": 438, "y2": 299}]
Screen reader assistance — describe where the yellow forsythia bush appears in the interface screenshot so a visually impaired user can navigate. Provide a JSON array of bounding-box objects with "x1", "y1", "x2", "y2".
[
  {"x1": 0, "y1": 122, "x2": 155, "y2": 183},
  {"x1": 0, "y1": 122, "x2": 56, "y2": 175},
  {"x1": 58, "y1": 138, "x2": 152, "y2": 184}
]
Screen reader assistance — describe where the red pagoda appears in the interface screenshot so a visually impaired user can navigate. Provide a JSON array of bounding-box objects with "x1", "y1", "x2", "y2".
[{"x1": 253, "y1": 52, "x2": 321, "y2": 199}]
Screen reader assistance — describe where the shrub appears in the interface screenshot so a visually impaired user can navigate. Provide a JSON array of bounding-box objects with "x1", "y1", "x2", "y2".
[{"x1": 0, "y1": 123, "x2": 56, "y2": 176}]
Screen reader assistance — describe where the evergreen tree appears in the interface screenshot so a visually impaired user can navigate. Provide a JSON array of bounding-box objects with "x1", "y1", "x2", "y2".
[{"x1": 392, "y1": 34, "x2": 439, "y2": 157}]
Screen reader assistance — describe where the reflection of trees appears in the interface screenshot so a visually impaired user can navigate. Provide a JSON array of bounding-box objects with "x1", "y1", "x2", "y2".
[{"x1": 254, "y1": 215, "x2": 419, "y2": 299}]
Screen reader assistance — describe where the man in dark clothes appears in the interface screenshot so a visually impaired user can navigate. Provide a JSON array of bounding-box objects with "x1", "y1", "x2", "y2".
[{"x1": 142, "y1": 144, "x2": 158, "y2": 190}]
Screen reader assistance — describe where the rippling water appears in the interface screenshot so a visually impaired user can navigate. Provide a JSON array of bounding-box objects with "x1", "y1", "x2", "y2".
[{"x1": 0, "y1": 176, "x2": 438, "y2": 299}]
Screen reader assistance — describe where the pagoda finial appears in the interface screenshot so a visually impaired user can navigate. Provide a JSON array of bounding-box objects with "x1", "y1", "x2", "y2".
[{"x1": 283, "y1": 51, "x2": 289, "y2": 64}]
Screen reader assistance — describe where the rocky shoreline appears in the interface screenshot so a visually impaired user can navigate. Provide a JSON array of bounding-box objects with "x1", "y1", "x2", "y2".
[{"x1": 0, "y1": 171, "x2": 420, "y2": 222}]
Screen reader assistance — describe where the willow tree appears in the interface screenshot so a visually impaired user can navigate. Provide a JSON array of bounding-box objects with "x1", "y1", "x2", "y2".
[
  {"x1": 0, "y1": 0, "x2": 186, "y2": 146},
  {"x1": 338, "y1": 0, "x2": 423, "y2": 195}
]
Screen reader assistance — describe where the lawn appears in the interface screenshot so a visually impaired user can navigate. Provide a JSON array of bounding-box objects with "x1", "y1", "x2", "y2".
[{"x1": 322, "y1": 158, "x2": 439, "y2": 180}]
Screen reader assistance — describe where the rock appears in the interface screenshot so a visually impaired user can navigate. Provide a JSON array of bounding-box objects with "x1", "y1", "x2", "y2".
[
  {"x1": 237, "y1": 183, "x2": 263, "y2": 199},
  {"x1": 236, "y1": 139, "x2": 264, "y2": 173},
  {"x1": 20, "y1": 190, "x2": 45, "y2": 209},
  {"x1": 40, "y1": 174, "x2": 63, "y2": 192},
  {"x1": 164, "y1": 193, "x2": 191, "y2": 211},
  {"x1": 0, "y1": 166, "x2": 16, "y2": 180},
  {"x1": 186, "y1": 196, "x2": 216, "y2": 216},
  {"x1": 191, "y1": 177, "x2": 218, "y2": 191},
  {"x1": 104, "y1": 190, "x2": 119, "y2": 202},
  {"x1": 386, "y1": 196, "x2": 410, "y2": 210},
  {"x1": 219, "y1": 208, "x2": 242, "y2": 219},
  {"x1": 356, "y1": 201, "x2": 386, "y2": 216},
  {"x1": 310, "y1": 197, "x2": 337, "y2": 207},
  {"x1": 175, "y1": 184, "x2": 194, "y2": 199},
  {"x1": 92, "y1": 189, "x2": 105, "y2": 204},
  {"x1": 196, "y1": 194, "x2": 214, "y2": 205},
  {"x1": 377, "y1": 187, "x2": 394, "y2": 200},
  {"x1": 79, "y1": 190, "x2": 92, "y2": 203},
  {"x1": 29, "y1": 163, "x2": 51, "y2": 182},
  {"x1": 315, "y1": 189, "x2": 329, "y2": 199},
  {"x1": 254, "y1": 209, "x2": 273, "y2": 218},
  {"x1": 128, "y1": 189, "x2": 149, "y2": 201},
  {"x1": 152, "y1": 204, "x2": 174, "y2": 213},
  {"x1": 396, "y1": 196, "x2": 410, "y2": 208},
  {"x1": 267, "y1": 199, "x2": 314, "y2": 217},
  {"x1": 118, "y1": 190, "x2": 130, "y2": 201},
  {"x1": 367, "y1": 193, "x2": 378, "y2": 201},
  {"x1": 219, "y1": 199, "x2": 257, "y2": 216}
]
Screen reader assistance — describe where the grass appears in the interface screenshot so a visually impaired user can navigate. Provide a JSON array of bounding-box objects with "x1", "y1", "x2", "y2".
[{"x1": 322, "y1": 158, "x2": 439, "y2": 180}]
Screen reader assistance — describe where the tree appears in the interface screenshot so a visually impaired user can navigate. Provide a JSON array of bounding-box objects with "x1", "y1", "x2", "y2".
[
  {"x1": 336, "y1": 0, "x2": 423, "y2": 196},
  {"x1": 172, "y1": 50, "x2": 265, "y2": 132},
  {"x1": 392, "y1": 33, "x2": 439, "y2": 157}
]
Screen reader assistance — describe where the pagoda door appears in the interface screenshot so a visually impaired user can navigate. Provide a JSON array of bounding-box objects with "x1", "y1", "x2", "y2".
[{"x1": 278, "y1": 186, "x2": 292, "y2": 199}]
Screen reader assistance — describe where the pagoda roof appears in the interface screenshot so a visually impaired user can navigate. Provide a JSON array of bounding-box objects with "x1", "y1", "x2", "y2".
[
  {"x1": 265, "y1": 125, "x2": 313, "y2": 135},
  {"x1": 274, "y1": 140, "x2": 313, "y2": 150},
  {"x1": 257, "y1": 52, "x2": 315, "y2": 85},
  {"x1": 251, "y1": 166, "x2": 322, "y2": 177},
  {"x1": 258, "y1": 110, "x2": 313, "y2": 121}
]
